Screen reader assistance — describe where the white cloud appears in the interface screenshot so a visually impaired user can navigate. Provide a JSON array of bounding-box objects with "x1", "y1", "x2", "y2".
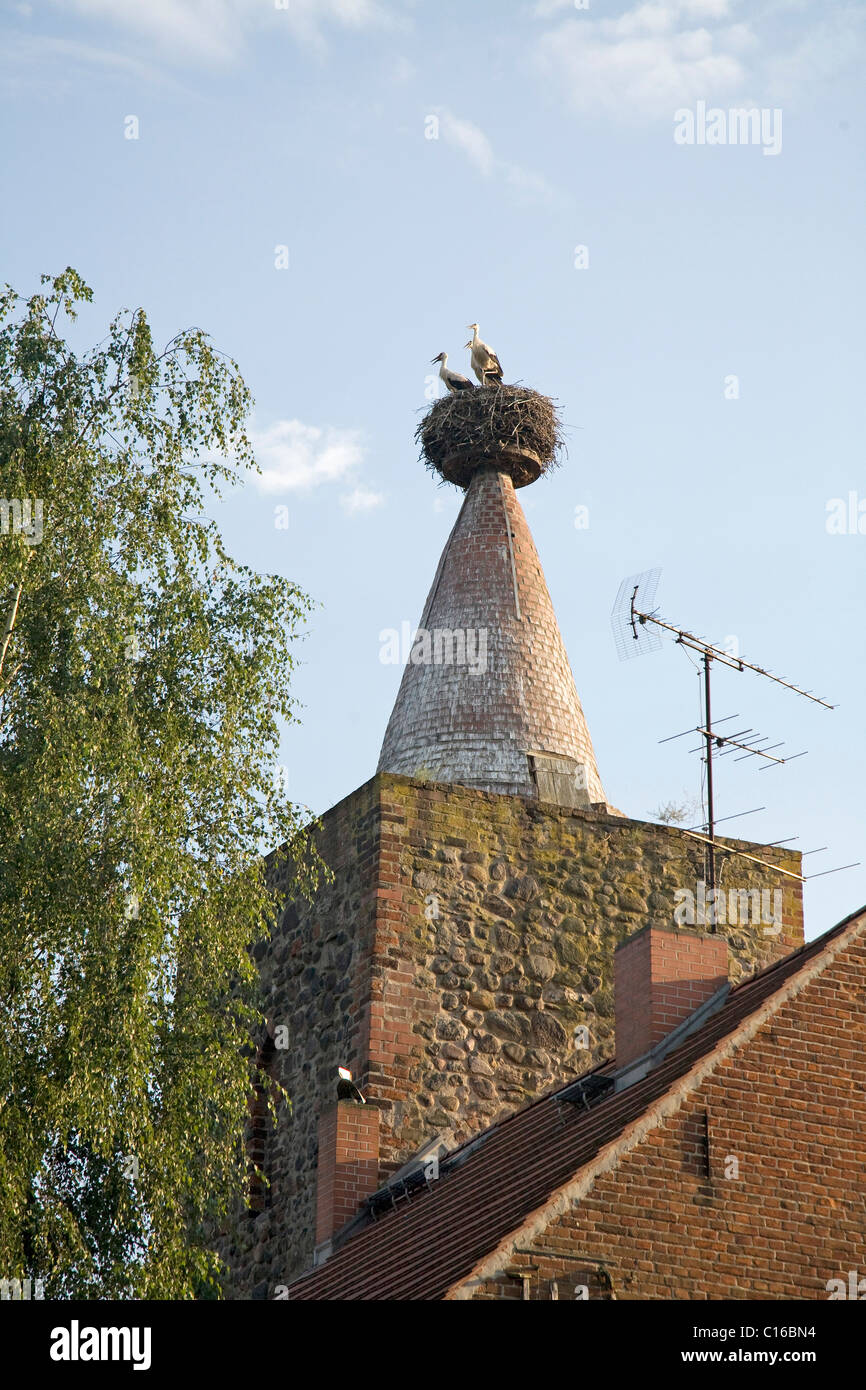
[
  {"x1": 250, "y1": 419, "x2": 365, "y2": 494},
  {"x1": 437, "y1": 108, "x2": 555, "y2": 202},
  {"x1": 762, "y1": 5, "x2": 866, "y2": 99},
  {"x1": 535, "y1": 3, "x2": 748, "y2": 119},
  {"x1": 533, "y1": 0, "x2": 866, "y2": 119},
  {"x1": 531, "y1": 0, "x2": 573, "y2": 16},
  {"x1": 534, "y1": 0, "x2": 732, "y2": 22},
  {"x1": 340, "y1": 485, "x2": 385, "y2": 514},
  {"x1": 0, "y1": 34, "x2": 182, "y2": 92},
  {"x1": 438, "y1": 111, "x2": 497, "y2": 178},
  {"x1": 44, "y1": 0, "x2": 398, "y2": 66}
]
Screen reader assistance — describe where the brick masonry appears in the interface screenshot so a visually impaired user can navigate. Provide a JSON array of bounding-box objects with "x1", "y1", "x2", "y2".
[
  {"x1": 615, "y1": 924, "x2": 729, "y2": 1066},
  {"x1": 222, "y1": 773, "x2": 803, "y2": 1297},
  {"x1": 377, "y1": 466, "x2": 608, "y2": 805},
  {"x1": 315, "y1": 1102, "x2": 381, "y2": 1246},
  {"x1": 462, "y1": 932, "x2": 866, "y2": 1300}
]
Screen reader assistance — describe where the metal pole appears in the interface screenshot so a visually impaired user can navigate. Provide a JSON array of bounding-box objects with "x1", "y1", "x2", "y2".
[
  {"x1": 703, "y1": 652, "x2": 716, "y2": 916},
  {"x1": 630, "y1": 603, "x2": 834, "y2": 708}
]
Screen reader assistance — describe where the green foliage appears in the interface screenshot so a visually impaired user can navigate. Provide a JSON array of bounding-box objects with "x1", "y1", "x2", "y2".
[{"x1": 0, "y1": 269, "x2": 325, "y2": 1297}]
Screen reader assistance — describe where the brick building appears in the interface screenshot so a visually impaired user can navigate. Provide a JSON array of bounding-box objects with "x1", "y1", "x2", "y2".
[
  {"x1": 223, "y1": 393, "x2": 860, "y2": 1301},
  {"x1": 286, "y1": 909, "x2": 866, "y2": 1300}
]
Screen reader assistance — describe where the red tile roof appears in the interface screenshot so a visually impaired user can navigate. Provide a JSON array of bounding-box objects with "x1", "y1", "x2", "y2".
[{"x1": 285, "y1": 910, "x2": 865, "y2": 1301}]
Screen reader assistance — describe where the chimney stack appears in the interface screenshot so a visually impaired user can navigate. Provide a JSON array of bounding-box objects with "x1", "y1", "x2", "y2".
[
  {"x1": 315, "y1": 1101, "x2": 381, "y2": 1247},
  {"x1": 615, "y1": 924, "x2": 728, "y2": 1069}
]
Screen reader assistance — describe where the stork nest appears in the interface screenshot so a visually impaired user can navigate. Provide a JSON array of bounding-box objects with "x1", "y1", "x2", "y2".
[{"x1": 416, "y1": 384, "x2": 565, "y2": 490}]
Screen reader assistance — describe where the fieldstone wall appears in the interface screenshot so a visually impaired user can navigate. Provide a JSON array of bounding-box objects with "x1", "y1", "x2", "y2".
[
  {"x1": 224, "y1": 773, "x2": 802, "y2": 1297},
  {"x1": 219, "y1": 778, "x2": 381, "y2": 1299}
]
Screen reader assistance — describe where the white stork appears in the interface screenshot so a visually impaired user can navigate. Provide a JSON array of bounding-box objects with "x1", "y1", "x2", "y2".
[
  {"x1": 431, "y1": 351, "x2": 474, "y2": 395},
  {"x1": 336, "y1": 1066, "x2": 365, "y2": 1104},
  {"x1": 466, "y1": 323, "x2": 504, "y2": 387}
]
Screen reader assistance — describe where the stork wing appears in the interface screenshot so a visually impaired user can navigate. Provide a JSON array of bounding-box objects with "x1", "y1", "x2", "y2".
[{"x1": 473, "y1": 340, "x2": 503, "y2": 374}]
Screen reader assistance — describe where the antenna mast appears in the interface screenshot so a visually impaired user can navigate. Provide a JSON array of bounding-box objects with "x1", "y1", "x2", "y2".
[{"x1": 612, "y1": 570, "x2": 836, "y2": 905}]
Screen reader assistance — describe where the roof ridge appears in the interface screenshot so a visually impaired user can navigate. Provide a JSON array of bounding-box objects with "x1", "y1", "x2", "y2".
[{"x1": 724, "y1": 906, "x2": 865, "y2": 999}]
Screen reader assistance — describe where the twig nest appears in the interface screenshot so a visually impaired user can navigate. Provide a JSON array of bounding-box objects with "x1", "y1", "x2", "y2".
[{"x1": 416, "y1": 384, "x2": 564, "y2": 490}]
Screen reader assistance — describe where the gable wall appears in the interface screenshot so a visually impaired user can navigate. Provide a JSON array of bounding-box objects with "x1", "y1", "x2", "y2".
[{"x1": 463, "y1": 930, "x2": 866, "y2": 1300}]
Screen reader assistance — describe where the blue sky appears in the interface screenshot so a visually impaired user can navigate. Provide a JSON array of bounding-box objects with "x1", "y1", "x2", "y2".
[{"x1": 2, "y1": 0, "x2": 864, "y2": 938}]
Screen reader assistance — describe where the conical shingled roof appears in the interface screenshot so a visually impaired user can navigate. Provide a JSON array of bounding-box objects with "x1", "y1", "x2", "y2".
[{"x1": 377, "y1": 465, "x2": 610, "y2": 808}]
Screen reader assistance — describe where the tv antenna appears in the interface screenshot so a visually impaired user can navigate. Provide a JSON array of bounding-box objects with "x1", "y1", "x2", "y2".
[{"x1": 612, "y1": 569, "x2": 840, "y2": 902}]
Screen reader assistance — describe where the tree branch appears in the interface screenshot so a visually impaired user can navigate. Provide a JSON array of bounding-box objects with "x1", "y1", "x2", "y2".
[{"x1": 0, "y1": 551, "x2": 33, "y2": 679}]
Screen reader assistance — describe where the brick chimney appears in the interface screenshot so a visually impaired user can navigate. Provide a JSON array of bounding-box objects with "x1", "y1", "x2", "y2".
[
  {"x1": 315, "y1": 1102, "x2": 381, "y2": 1247},
  {"x1": 615, "y1": 924, "x2": 728, "y2": 1068}
]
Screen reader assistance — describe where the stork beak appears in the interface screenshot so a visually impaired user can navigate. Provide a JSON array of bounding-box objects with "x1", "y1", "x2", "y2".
[{"x1": 430, "y1": 355, "x2": 440, "y2": 364}]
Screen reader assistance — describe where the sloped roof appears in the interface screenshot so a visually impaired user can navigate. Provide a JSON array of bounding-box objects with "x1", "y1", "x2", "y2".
[
  {"x1": 285, "y1": 909, "x2": 866, "y2": 1301},
  {"x1": 376, "y1": 466, "x2": 609, "y2": 806}
]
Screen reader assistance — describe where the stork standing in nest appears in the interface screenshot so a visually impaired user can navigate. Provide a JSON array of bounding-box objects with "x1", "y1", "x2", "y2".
[
  {"x1": 431, "y1": 351, "x2": 474, "y2": 395},
  {"x1": 466, "y1": 323, "x2": 504, "y2": 387}
]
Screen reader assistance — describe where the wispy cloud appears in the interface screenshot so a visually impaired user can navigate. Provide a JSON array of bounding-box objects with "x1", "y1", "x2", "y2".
[
  {"x1": 534, "y1": 2, "x2": 747, "y2": 119},
  {"x1": 0, "y1": 34, "x2": 182, "y2": 94},
  {"x1": 534, "y1": 0, "x2": 738, "y2": 20},
  {"x1": 762, "y1": 3, "x2": 866, "y2": 99},
  {"x1": 532, "y1": 0, "x2": 865, "y2": 120},
  {"x1": 41, "y1": 0, "x2": 400, "y2": 67},
  {"x1": 436, "y1": 108, "x2": 555, "y2": 202},
  {"x1": 438, "y1": 110, "x2": 496, "y2": 178},
  {"x1": 250, "y1": 419, "x2": 365, "y2": 494},
  {"x1": 340, "y1": 485, "x2": 385, "y2": 514}
]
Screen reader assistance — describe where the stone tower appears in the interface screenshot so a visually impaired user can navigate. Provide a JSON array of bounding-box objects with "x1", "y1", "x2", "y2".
[
  {"x1": 224, "y1": 387, "x2": 803, "y2": 1298},
  {"x1": 377, "y1": 465, "x2": 609, "y2": 807}
]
